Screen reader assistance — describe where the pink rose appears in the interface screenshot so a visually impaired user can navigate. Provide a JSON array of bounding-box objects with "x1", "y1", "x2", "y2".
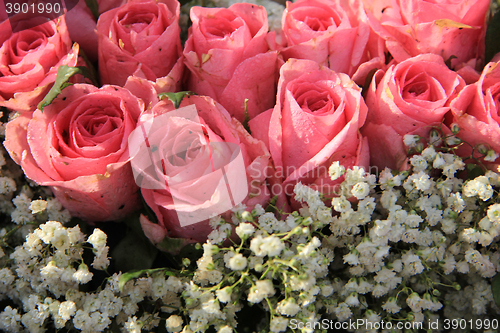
[
  {"x1": 97, "y1": 0, "x2": 183, "y2": 88},
  {"x1": 249, "y1": 58, "x2": 369, "y2": 206},
  {"x1": 366, "y1": 0, "x2": 490, "y2": 68},
  {"x1": 183, "y1": 3, "x2": 279, "y2": 123},
  {"x1": 131, "y1": 94, "x2": 271, "y2": 244},
  {"x1": 65, "y1": 0, "x2": 99, "y2": 63},
  {"x1": 3, "y1": 84, "x2": 145, "y2": 221},
  {"x1": 362, "y1": 54, "x2": 465, "y2": 170},
  {"x1": 0, "y1": 15, "x2": 79, "y2": 112},
  {"x1": 449, "y1": 60, "x2": 500, "y2": 168},
  {"x1": 280, "y1": 0, "x2": 385, "y2": 82}
]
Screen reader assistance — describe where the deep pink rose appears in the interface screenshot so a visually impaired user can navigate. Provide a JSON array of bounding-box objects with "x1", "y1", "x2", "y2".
[
  {"x1": 0, "y1": 16, "x2": 78, "y2": 112},
  {"x1": 65, "y1": 0, "x2": 99, "y2": 63},
  {"x1": 3, "y1": 84, "x2": 145, "y2": 221},
  {"x1": 449, "y1": 60, "x2": 500, "y2": 169},
  {"x1": 281, "y1": 0, "x2": 385, "y2": 81},
  {"x1": 97, "y1": 0, "x2": 183, "y2": 88},
  {"x1": 249, "y1": 58, "x2": 369, "y2": 206},
  {"x1": 366, "y1": 0, "x2": 489, "y2": 68},
  {"x1": 131, "y1": 95, "x2": 271, "y2": 244},
  {"x1": 183, "y1": 3, "x2": 279, "y2": 123},
  {"x1": 362, "y1": 54, "x2": 465, "y2": 170}
]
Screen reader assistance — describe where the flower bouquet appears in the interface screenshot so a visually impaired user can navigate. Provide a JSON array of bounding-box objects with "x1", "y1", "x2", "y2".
[{"x1": 0, "y1": 0, "x2": 500, "y2": 332}]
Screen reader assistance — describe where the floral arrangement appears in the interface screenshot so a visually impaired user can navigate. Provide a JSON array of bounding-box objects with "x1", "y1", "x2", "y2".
[{"x1": 1, "y1": 0, "x2": 500, "y2": 332}]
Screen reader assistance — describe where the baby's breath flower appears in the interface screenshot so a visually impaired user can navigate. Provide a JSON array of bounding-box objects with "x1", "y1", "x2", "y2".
[
  {"x1": 269, "y1": 316, "x2": 288, "y2": 332},
  {"x1": 227, "y1": 253, "x2": 247, "y2": 271},
  {"x1": 125, "y1": 316, "x2": 142, "y2": 333},
  {"x1": 351, "y1": 182, "x2": 370, "y2": 199},
  {"x1": 329, "y1": 161, "x2": 346, "y2": 180},
  {"x1": 276, "y1": 298, "x2": 300, "y2": 317},
  {"x1": 331, "y1": 195, "x2": 351, "y2": 213},
  {"x1": 0, "y1": 177, "x2": 16, "y2": 195},
  {"x1": 29, "y1": 200, "x2": 47, "y2": 214},
  {"x1": 403, "y1": 134, "x2": 420, "y2": 148},
  {"x1": 216, "y1": 287, "x2": 232, "y2": 303},
  {"x1": 484, "y1": 150, "x2": 499, "y2": 162},
  {"x1": 248, "y1": 280, "x2": 275, "y2": 303},
  {"x1": 58, "y1": 301, "x2": 76, "y2": 321},
  {"x1": 487, "y1": 203, "x2": 500, "y2": 222},
  {"x1": 73, "y1": 264, "x2": 93, "y2": 284},
  {"x1": 87, "y1": 228, "x2": 107, "y2": 249}
]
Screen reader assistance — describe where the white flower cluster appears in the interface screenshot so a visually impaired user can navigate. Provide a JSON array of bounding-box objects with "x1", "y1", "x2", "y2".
[
  {"x1": 318, "y1": 133, "x2": 500, "y2": 329},
  {"x1": 1, "y1": 127, "x2": 499, "y2": 333},
  {"x1": 0, "y1": 221, "x2": 117, "y2": 332}
]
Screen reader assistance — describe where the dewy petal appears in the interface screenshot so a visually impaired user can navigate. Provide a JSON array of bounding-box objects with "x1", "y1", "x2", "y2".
[{"x1": 97, "y1": 0, "x2": 182, "y2": 86}]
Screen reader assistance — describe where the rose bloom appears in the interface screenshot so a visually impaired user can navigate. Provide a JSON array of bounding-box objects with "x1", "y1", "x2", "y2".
[
  {"x1": 65, "y1": 0, "x2": 127, "y2": 63},
  {"x1": 183, "y1": 3, "x2": 279, "y2": 123},
  {"x1": 280, "y1": 0, "x2": 385, "y2": 82},
  {"x1": 0, "y1": 15, "x2": 79, "y2": 112},
  {"x1": 133, "y1": 95, "x2": 272, "y2": 244},
  {"x1": 97, "y1": 0, "x2": 183, "y2": 88},
  {"x1": 365, "y1": 0, "x2": 490, "y2": 68},
  {"x1": 449, "y1": 60, "x2": 500, "y2": 169},
  {"x1": 3, "y1": 84, "x2": 145, "y2": 221},
  {"x1": 361, "y1": 54, "x2": 465, "y2": 170},
  {"x1": 249, "y1": 58, "x2": 369, "y2": 207}
]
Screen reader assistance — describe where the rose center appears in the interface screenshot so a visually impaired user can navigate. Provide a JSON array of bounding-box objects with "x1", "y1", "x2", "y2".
[
  {"x1": 293, "y1": 84, "x2": 337, "y2": 115},
  {"x1": 204, "y1": 18, "x2": 238, "y2": 38},
  {"x1": 121, "y1": 13, "x2": 155, "y2": 33},
  {"x1": 303, "y1": 16, "x2": 334, "y2": 31},
  {"x1": 291, "y1": 8, "x2": 340, "y2": 31}
]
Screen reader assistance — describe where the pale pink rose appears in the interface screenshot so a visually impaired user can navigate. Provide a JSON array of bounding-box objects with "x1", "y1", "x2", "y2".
[
  {"x1": 97, "y1": 0, "x2": 183, "y2": 88},
  {"x1": 3, "y1": 84, "x2": 145, "y2": 221},
  {"x1": 281, "y1": 0, "x2": 385, "y2": 83},
  {"x1": 131, "y1": 95, "x2": 272, "y2": 244},
  {"x1": 249, "y1": 58, "x2": 369, "y2": 207},
  {"x1": 0, "y1": 15, "x2": 79, "y2": 112},
  {"x1": 449, "y1": 60, "x2": 500, "y2": 169},
  {"x1": 366, "y1": 0, "x2": 490, "y2": 68},
  {"x1": 183, "y1": 3, "x2": 279, "y2": 123},
  {"x1": 362, "y1": 54, "x2": 465, "y2": 170}
]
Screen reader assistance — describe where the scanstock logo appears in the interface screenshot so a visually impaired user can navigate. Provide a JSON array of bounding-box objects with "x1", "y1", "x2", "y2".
[
  {"x1": 1, "y1": 0, "x2": 79, "y2": 32},
  {"x1": 128, "y1": 105, "x2": 248, "y2": 227}
]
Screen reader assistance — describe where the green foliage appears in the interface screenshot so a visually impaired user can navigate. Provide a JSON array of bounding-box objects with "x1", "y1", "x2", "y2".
[
  {"x1": 118, "y1": 268, "x2": 176, "y2": 292},
  {"x1": 485, "y1": 8, "x2": 500, "y2": 65},
  {"x1": 493, "y1": 274, "x2": 500, "y2": 307},
  {"x1": 84, "y1": 0, "x2": 99, "y2": 20},
  {"x1": 37, "y1": 65, "x2": 95, "y2": 111},
  {"x1": 466, "y1": 163, "x2": 485, "y2": 180},
  {"x1": 111, "y1": 230, "x2": 159, "y2": 273},
  {"x1": 158, "y1": 91, "x2": 195, "y2": 109}
]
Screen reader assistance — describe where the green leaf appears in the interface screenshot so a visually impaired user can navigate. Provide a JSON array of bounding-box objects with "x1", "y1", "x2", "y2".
[
  {"x1": 118, "y1": 268, "x2": 174, "y2": 292},
  {"x1": 158, "y1": 91, "x2": 195, "y2": 109},
  {"x1": 466, "y1": 163, "x2": 485, "y2": 180},
  {"x1": 111, "y1": 230, "x2": 158, "y2": 273},
  {"x1": 492, "y1": 274, "x2": 500, "y2": 307},
  {"x1": 37, "y1": 65, "x2": 95, "y2": 111},
  {"x1": 156, "y1": 234, "x2": 191, "y2": 255},
  {"x1": 84, "y1": 0, "x2": 99, "y2": 20},
  {"x1": 485, "y1": 9, "x2": 500, "y2": 65},
  {"x1": 242, "y1": 98, "x2": 251, "y2": 134}
]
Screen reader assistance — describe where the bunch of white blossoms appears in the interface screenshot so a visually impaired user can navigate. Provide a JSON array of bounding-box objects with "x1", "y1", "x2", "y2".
[
  {"x1": 163, "y1": 195, "x2": 336, "y2": 333},
  {"x1": 317, "y1": 131, "x2": 500, "y2": 330},
  {"x1": 0, "y1": 221, "x2": 116, "y2": 332}
]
